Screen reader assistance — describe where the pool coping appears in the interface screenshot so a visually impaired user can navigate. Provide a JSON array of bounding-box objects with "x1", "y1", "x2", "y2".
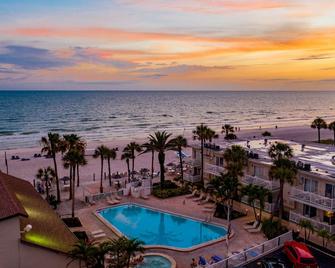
[
  {"x1": 93, "y1": 202, "x2": 234, "y2": 252},
  {"x1": 140, "y1": 253, "x2": 177, "y2": 268}
]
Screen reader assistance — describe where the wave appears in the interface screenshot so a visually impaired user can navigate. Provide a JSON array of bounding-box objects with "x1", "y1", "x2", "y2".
[
  {"x1": 21, "y1": 131, "x2": 40, "y2": 135},
  {"x1": 0, "y1": 131, "x2": 15, "y2": 136}
]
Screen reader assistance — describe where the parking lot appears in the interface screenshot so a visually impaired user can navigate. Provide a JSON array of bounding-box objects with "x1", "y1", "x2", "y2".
[{"x1": 243, "y1": 245, "x2": 335, "y2": 268}]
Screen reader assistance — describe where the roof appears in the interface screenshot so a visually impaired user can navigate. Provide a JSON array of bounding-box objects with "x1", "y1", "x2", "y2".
[
  {"x1": 191, "y1": 138, "x2": 335, "y2": 180},
  {"x1": 0, "y1": 172, "x2": 77, "y2": 253}
]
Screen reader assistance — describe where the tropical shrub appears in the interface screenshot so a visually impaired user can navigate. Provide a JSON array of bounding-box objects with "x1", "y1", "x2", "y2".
[
  {"x1": 152, "y1": 186, "x2": 189, "y2": 199},
  {"x1": 262, "y1": 131, "x2": 272, "y2": 137},
  {"x1": 261, "y1": 218, "x2": 287, "y2": 239}
]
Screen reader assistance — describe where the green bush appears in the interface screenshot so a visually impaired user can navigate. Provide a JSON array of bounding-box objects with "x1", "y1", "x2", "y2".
[
  {"x1": 152, "y1": 186, "x2": 189, "y2": 199},
  {"x1": 261, "y1": 218, "x2": 288, "y2": 239},
  {"x1": 262, "y1": 131, "x2": 272, "y2": 137},
  {"x1": 153, "y1": 180, "x2": 178, "y2": 189}
]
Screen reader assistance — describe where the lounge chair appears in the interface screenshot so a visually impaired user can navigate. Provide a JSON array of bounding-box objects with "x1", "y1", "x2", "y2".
[
  {"x1": 198, "y1": 195, "x2": 210, "y2": 205},
  {"x1": 198, "y1": 256, "x2": 208, "y2": 267},
  {"x1": 185, "y1": 189, "x2": 197, "y2": 199},
  {"x1": 243, "y1": 221, "x2": 259, "y2": 230},
  {"x1": 193, "y1": 193, "x2": 205, "y2": 202},
  {"x1": 92, "y1": 233, "x2": 106, "y2": 239},
  {"x1": 247, "y1": 223, "x2": 262, "y2": 233},
  {"x1": 107, "y1": 196, "x2": 120, "y2": 205},
  {"x1": 91, "y1": 229, "x2": 104, "y2": 235},
  {"x1": 210, "y1": 255, "x2": 223, "y2": 263}
]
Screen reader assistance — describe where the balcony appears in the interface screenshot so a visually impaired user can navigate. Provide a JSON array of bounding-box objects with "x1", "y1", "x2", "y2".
[
  {"x1": 184, "y1": 173, "x2": 201, "y2": 183},
  {"x1": 204, "y1": 163, "x2": 225, "y2": 176},
  {"x1": 241, "y1": 175, "x2": 280, "y2": 191},
  {"x1": 241, "y1": 196, "x2": 273, "y2": 213},
  {"x1": 289, "y1": 188, "x2": 335, "y2": 211},
  {"x1": 184, "y1": 158, "x2": 201, "y2": 167},
  {"x1": 289, "y1": 211, "x2": 335, "y2": 234}
]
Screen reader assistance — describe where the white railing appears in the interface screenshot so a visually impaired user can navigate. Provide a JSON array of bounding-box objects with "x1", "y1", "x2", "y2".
[
  {"x1": 240, "y1": 196, "x2": 273, "y2": 213},
  {"x1": 289, "y1": 211, "x2": 335, "y2": 234},
  {"x1": 204, "y1": 163, "x2": 225, "y2": 176},
  {"x1": 184, "y1": 173, "x2": 201, "y2": 183},
  {"x1": 241, "y1": 175, "x2": 280, "y2": 191},
  {"x1": 208, "y1": 231, "x2": 293, "y2": 268},
  {"x1": 289, "y1": 188, "x2": 335, "y2": 211},
  {"x1": 184, "y1": 158, "x2": 201, "y2": 166}
]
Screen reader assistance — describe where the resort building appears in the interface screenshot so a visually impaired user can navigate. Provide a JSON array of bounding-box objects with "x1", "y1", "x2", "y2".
[
  {"x1": 0, "y1": 171, "x2": 78, "y2": 268},
  {"x1": 185, "y1": 138, "x2": 335, "y2": 234}
]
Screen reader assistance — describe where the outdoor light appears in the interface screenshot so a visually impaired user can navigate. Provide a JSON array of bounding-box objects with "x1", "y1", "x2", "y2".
[{"x1": 21, "y1": 224, "x2": 32, "y2": 233}]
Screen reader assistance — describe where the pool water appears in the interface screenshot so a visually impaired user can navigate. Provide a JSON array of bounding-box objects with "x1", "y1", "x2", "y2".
[
  {"x1": 98, "y1": 204, "x2": 227, "y2": 249},
  {"x1": 136, "y1": 255, "x2": 171, "y2": 268}
]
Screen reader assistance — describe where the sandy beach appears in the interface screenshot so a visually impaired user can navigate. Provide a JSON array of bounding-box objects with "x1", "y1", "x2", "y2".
[{"x1": 0, "y1": 124, "x2": 333, "y2": 186}]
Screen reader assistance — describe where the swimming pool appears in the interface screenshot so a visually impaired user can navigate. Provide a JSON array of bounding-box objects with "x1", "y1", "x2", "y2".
[{"x1": 97, "y1": 204, "x2": 227, "y2": 250}]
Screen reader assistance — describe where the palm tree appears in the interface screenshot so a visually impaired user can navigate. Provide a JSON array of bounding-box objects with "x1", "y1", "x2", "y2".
[
  {"x1": 105, "y1": 147, "x2": 118, "y2": 187},
  {"x1": 241, "y1": 184, "x2": 259, "y2": 221},
  {"x1": 63, "y1": 149, "x2": 86, "y2": 218},
  {"x1": 311, "y1": 117, "x2": 327, "y2": 143},
  {"x1": 40, "y1": 132, "x2": 61, "y2": 202},
  {"x1": 223, "y1": 145, "x2": 247, "y2": 178},
  {"x1": 269, "y1": 143, "x2": 297, "y2": 222},
  {"x1": 75, "y1": 152, "x2": 87, "y2": 187},
  {"x1": 328, "y1": 121, "x2": 335, "y2": 145},
  {"x1": 222, "y1": 124, "x2": 235, "y2": 139},
  {"x1": 141, "y1": 141, "x2": 155, "y2": 181},
  {"x1": 67, "y1": 240, "x2": 97, "y2": 268},
  {"x1": 317, "y1": 229, "x2": 331, "y2": 247},
  {"x1": 93, "y1": 145, "x2": 108, "y2": 193},
  {"x1": 298, "y1": 219, "x2": 314, "y2": 242},
  {"x1": 148, "y1": 131, "x2": 175, "y2": 188},
  {"x1": 171, "y1": 135, "x2": 187, "y2": 182},
  {"x1": 123, "y1": 142, "x2": 142, "y2": 180},
  {"x1": 123, "y1": 238, "x2": 145, "y2": 268},
  {"x1": 121, "y1": 151, "x2": 132, "y2": 183},
  {"x1": 193, "y1": 124, "x2": 218, "y2": 184},
  {"x1": 36, "y1": 166, "x2": 55, "y2": 202},
  {"x1": 257, "y1": 186, "x2": 270, "y2": 221}
]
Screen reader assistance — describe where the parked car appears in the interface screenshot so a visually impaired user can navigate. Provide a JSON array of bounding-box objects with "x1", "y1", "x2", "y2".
[
  {"x1": 258, "y1": 258, "x2": 288, "y2": 268},
  {"x1": 283, "y1": 241, "x2": 318, "y2": 268}
]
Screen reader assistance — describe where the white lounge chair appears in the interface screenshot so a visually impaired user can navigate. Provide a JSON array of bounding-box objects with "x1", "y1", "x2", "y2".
[
  {"x1": 107, "y1": 196, "x2": 120, "y2": 205},
  {"x1": 193, "y1": 193, "x2": 205, "y2": 202},
  {"x1": 185, "y1": 189, "x2": 197, "y2": 199},
  {"x1": 91, "y1": 229, "x2": 104, "y2": 235},
  {"x1": 198, "y1": 195, "x2": 210, "y2": 205},
  {"x1": 92, "y1": 233, "x2": 106, "y2": 239},
  {"x1": 243, "y1": 221, "x2": 259, "y2": 230},
  {"x1": 247, "y1": 223, "x2": 262, "y2": 233}
]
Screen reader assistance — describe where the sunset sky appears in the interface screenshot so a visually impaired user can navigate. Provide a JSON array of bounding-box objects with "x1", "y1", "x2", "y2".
[{"x1": 0, "y1": 0, "x2": 335, "y2": 90}]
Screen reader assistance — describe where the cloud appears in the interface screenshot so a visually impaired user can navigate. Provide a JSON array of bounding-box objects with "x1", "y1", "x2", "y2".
[
  {"x1": 139, "y1": 73, "x2": 168, "y2": 79},
  {"x1": 0, "y1": 45, "x2": 73, "y2": 69},
  {"x1": 293, "y1": 54, "x2": 333, "y2": 61}
]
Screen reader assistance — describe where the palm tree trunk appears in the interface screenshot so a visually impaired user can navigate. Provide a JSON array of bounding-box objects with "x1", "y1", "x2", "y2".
[
  {"x1": 52, "y1": 153, "x2": 61, "y2": 202},
  {"x1": 72, "y1": 165, "x2": 76, "y2": 219},
  {"x1": 151, "y1": 150, "x2": 154, "y2": 180},
  {"x1": 76, "y1": 164, "x2": 80, "y2": 187},
  {"x1": 158, "y1": 152, "x2": 165, "y2": 188},
  {"x1": 108, "y1": 157, "x2": 112, "y2": 187},
  {"x1": 200, "y1": 138, "x2": 204, "y2": 185},
  {"x1": 318, "y1": 128, "x2": 321, "y2": 143},
  {"x1": 251, "y1": 202, "x2": 257, "y2": 221},
  {"x1": 279, "y1": 181, "x2": 284, "y2": 222},
  {"x1": 131, "y1": 155, "x2": 135, "y2": 180},
  {"x1": 333, "y1": 129, "x2": 335, "y2": 145},
  {"x1": 179, "y1": 148, "x2": 184, "y2": 182},
  {"x1": 126, "y1": 159, "x2": 130, "y2": 183},
  {"x1": 100, "y1": 156, "x2": 104, "y2": 193},
  {"x1": 45, "y1": 179, "x2": 50, "y2": 201},
  {"x1": 69, "y1": 167, "x2": 73, "y2": 200}
]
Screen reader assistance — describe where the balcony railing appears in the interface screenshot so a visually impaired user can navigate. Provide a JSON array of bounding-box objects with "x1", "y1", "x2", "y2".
[
  {"x1": 184, "y1": 173, "x2": 201, "y2": 183},
  {"x1": 241, "y1": 175, "x2": 280, "y2": 191},
  {"x1": 204, "y1": 163, "x2": 225, "y2": 176},
  {"x1": 289, "y1": 211, "x2": 335, "y2": 234},
  {"x1": 289, "y1": 188, "x2": 335, "y2": 211},
  {"x1": 184, "y1": 158, "x2": 201, "y2": 167},
  {"x1": 241, "y1": 196, "x2": 273, "y2": 213}
]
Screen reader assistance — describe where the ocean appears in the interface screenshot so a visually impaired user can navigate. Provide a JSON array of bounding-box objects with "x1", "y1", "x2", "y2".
[{"x1": 0, "y1": 90, "x2": 334, "y2": 150}]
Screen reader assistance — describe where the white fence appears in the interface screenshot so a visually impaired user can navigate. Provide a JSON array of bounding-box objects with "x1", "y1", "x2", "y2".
[
  {"x1": 208, "y1": 231, "x2": 293, "y2": 268},
  {"x1": 204, "y1": 164, "x2": 225, "y2": 176},
  {"x1": 241, "y1": 175, "x2": 280, "y2": 191},
  {"x1": 289, "y1": 188, "x2": 335, "y2": 211}
]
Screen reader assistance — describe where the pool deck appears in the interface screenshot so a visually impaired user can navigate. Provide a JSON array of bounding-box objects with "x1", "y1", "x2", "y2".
[{"x1": 75, "y1": 194, "x2": 266, "y2": 268}]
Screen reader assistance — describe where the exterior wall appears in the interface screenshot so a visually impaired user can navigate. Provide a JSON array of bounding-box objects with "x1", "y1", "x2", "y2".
[
  {"x1": 21, "y1": 243, "x2": 77, "y2": 268},
  {"x1": 0, "y1": 216, "x2": 20, "y2": 268}
]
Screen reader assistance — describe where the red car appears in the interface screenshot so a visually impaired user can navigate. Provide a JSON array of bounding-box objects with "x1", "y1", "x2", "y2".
[{"x1": 283, "y1": 241, "x2": 318, "y2": 268}]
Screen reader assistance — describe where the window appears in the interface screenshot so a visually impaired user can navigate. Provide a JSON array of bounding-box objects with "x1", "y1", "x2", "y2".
[
  {"x1": 288, "y1": 246, "x2": 298, "y2": 259},
  {"x1": 302, "y1": 177, "x2": 318, "y2": 193},
  {"x1": 216, "y1": 157, "x2": 224, "y2": 167},
  {"x1": 325, "y1": 184, "x2": 335, "y2": 198},
  {"x1": 303, "y1": 204, "x2": 317, "y2": 218},
  {"x1": 254, "y1": 166, "x2": 263, "y2": 177}
]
